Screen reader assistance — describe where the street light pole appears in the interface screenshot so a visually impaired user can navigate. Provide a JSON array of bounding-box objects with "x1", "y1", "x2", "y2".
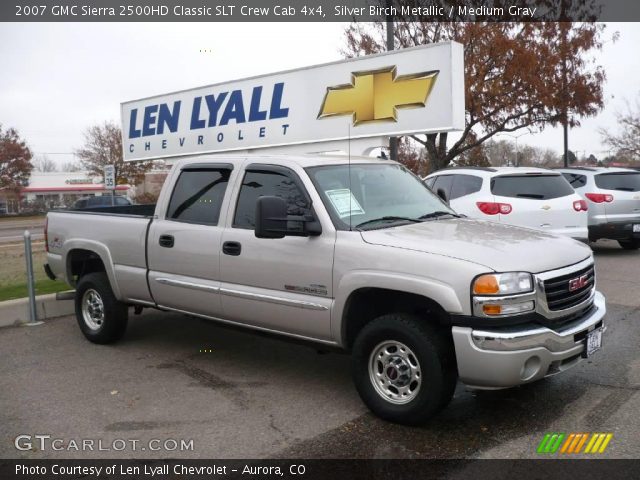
[
  {"x1": 496, "y1": 131, "x2": 533, "y2": 167},
  {"x1": 386, "y1": 1, "x2": 398, "y2": 160}
]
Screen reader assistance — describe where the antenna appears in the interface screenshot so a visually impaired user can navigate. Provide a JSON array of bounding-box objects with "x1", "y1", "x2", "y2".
[{"x1": 348, "y1": 123, "x2": 352, "y2": 232}]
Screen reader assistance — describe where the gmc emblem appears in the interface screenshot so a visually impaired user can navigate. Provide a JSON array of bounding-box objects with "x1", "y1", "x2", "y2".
[{"x1": 568, "y1": 274, "x2": 589, "y2": 292}]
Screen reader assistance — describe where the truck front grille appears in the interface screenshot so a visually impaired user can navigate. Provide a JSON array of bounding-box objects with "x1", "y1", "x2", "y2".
[{"x1": 543, "y1": 264, "x2": 595, "y2": 311}]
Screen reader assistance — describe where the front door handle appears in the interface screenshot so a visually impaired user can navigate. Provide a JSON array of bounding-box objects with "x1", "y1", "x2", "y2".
[
  {"x1": 159, "y1": 234, "x2": 174, "y2": 248},
  {"x1": 222, "y1": 241, "x2": 242, "y2": 256}
]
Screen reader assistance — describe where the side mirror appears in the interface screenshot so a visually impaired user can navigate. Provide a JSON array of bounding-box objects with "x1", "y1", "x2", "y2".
[
  {"x1": 255, "y1": 196, "x2": 323, "y2": 239},
  {"x1": 436, "y1": 188, "x2": 449, "y2": 204},
  {"x1": 255, "y1": 196, "x2": 287, "y2": 239}
]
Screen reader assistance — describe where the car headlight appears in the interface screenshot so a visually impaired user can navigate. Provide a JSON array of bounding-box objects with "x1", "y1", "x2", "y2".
[{"x1": 472, "y1": 272, "x2": 533, "y2": 296}]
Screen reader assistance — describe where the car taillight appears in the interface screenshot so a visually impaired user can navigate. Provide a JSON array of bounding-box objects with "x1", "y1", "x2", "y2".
[
  {"x1": 573, "y1": 200, "x2": 588, "y2": 211},
  {"x1": 585, "y1": 193, "x2": 614, "y2": 203},
  {"x1": 476, "y1": 202, "x2": 512, "y2": 215},
  {"x1": 44, "y1": 217, "x2": 49, "y2": 252}
]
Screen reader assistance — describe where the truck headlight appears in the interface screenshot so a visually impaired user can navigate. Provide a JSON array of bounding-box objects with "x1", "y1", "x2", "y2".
[{"x1": 473, "y1": 272, "x2": 533, "y2": 296}]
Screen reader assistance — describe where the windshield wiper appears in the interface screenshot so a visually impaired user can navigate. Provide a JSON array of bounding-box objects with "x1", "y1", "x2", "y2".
[
  {"x1": 355, "y1": 216, "x2": 422, "y2": 230},
  {"x1": 516, "y1": 193, "x2": 545, "y2": 199},
  {"x1": 418, "y1": 211, "x2": 460, "y2": 220}
]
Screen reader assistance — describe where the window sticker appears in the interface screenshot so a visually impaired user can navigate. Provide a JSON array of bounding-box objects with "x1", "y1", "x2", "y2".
[{"x1": 325, "y1": 189, "x2": 365, "y2": 218}]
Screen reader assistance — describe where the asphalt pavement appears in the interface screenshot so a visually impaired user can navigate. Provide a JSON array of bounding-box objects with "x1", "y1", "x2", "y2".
[
  {"x1": 0, "y1": 218, "x2": 45, "y2": 244},
  {"x1": 0, "y1": 240, "x2": 638, "y2": 459}
]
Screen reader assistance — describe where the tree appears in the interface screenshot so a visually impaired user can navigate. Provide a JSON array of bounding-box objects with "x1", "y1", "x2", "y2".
[
  {"x1": 344, "y1": 13, "x2": 607, "y2": 173},
  {"x1": 600, "y1": 95, "x2": 640, "y2": 161},
  {"x1": 0, "y1": 124, "x2": 33, "y2": 191},
  {"x1": 33, "y1": 154, "x2": 57, "y2": 172},
  {"x1": 60, "y1": 161, "x2": 82, "y2": 172},
  {"x1": 75, "y1": 121, "x2": 153, "y2": 185}
]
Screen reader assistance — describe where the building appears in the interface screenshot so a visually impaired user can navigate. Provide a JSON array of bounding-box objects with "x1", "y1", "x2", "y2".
[{"x1": 21, "y1": 171, "x2": 130, "y2": 209}]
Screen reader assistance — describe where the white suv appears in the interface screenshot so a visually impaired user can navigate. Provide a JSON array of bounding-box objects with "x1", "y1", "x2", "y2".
[
  {"x1": 424, "y1": 167, "x2": 588, "y2": 241},
  {"x1": 557, "y1": 167, "x2": 640, "y2": 250}
]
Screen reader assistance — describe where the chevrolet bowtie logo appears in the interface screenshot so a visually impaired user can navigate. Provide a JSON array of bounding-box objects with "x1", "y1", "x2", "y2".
[{"x1": 318, "y1": 67, "x2": 439, "y2": 126}]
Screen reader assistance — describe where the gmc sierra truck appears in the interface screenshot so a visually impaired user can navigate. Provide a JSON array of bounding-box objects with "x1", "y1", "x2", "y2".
[{"x1": 45, "y1": 155, "x2": 606, "y2": 424}]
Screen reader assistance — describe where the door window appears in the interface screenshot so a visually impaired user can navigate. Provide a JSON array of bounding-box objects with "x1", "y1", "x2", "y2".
[
  {"x1": 431, "y1": 175, "x2": 454, "y2": 200},
  {"x1": 166, "y1": 168, "x2": 231, "y2": 225},
  {"x1": 234, "y1": 169, "x2": 308, "y2": 229},
  {"x1": 450, "y1": 174, "x2": 483, "y2": 199},
  {"x1": 562, "y1": 173, "x2": 587, "y2": 188}
]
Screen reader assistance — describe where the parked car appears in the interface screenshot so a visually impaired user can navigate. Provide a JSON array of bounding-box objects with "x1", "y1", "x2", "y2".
[
  {"x1": 557, "y1": 167, "x2": 640, "y2": 250},
  {"x1": 45, "y1": 155, "x2": 605, "y2": 425},
  {"x1": 424, "y1": 167, "x2": 589, "y2": 241},
  {"x1": 73, "y1": 195, "x2": 132, "y2": 209}
]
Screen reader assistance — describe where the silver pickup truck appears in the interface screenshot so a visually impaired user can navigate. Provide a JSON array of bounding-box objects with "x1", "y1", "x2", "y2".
[{"x1": 45, "y1": 155, "x2": 606, "y2": 424}]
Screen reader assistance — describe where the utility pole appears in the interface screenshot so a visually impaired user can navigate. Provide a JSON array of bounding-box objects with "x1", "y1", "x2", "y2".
[
  {"x1": 386, "y1": 0, "x2": 398, "y2": 160},
  {"x1": 560, "y1": 5, "x2": 569, "y2": 167}
]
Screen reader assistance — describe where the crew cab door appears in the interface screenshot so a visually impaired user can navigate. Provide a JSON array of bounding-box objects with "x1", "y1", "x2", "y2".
[
  {"x1": 219, "y1": 164, "x2": 334, "y2": 341},
  {"x1": 147, "y1": 163, "x2": 234, "y2": 317}
]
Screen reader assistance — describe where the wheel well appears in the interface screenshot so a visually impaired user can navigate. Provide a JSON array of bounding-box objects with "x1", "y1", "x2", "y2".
[
  {"x1": 342, "y1": 288, "x2": 450, "y2": 349},
  {"x1": 67, "y1": 249, "x2": 106, "y2": 286}
]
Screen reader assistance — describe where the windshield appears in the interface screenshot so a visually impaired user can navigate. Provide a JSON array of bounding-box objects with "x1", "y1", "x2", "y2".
[
  {"x1": 594, "y1": 172, "x2": 640, "y2": 192},
  {"x1": 491, "y1": 174, "x2": 574, "y2": 199},
  {"x1": 306, "y1": 163, "x2": 455, "y2": 230}
]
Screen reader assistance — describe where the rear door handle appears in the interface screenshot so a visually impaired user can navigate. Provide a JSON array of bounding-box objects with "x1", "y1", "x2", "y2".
[
  {"x1": 159, "y1": 234, "x2": 174, "y2": 248},
  {"x1": 222, "y1": 241, "x2": 241, "y2": 256}
]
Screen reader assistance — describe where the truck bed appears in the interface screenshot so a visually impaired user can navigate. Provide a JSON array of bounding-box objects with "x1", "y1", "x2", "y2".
[
  {"x1": 66, "y1": 204, "x2": 156, "y2": 217},
  {"x1": 46, "y1": 207, "x2": 154, "y2": 304}
]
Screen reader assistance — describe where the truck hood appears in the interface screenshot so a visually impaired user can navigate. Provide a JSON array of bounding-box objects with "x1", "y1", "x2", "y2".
[{"x1": 360, "y1": 218, "x2": 591, "y2": 273}]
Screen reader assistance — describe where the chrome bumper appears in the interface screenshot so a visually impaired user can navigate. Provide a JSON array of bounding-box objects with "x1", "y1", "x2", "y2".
[{"x1": 452, "y1": 291, "x2": 606, "y2": 389}]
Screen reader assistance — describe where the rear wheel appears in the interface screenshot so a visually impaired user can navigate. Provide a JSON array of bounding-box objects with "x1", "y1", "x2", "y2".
[
  {"x1": 352, "y1": 313, "x2": 457, "y2": 425},
  {"x1": 75, "y1": 272, "x2": 128, "y2": 344},
  {"x1": 618, "y1": 239, "x2": 640, "y2": 250}
]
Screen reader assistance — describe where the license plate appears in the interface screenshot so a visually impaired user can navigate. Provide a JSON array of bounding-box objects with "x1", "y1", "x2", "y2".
[
  {"x1": 584, "y1": 328, "x2": 603, "y2": 358},
  {"x1": 633, "y1": 224, "x2": 640, "y2": 233}
]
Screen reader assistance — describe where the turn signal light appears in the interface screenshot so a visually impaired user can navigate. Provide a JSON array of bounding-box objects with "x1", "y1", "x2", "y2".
[
  {"x1": 573, "y1": 200, "x2": 588, "y2": 212},
  {"x1": 476, "y1": 202, "x2": 512, "y2": 215},
  {"x1": 473, "y1": 275, "x2": 500, "y2": 294},
  {"x1": 482, "y1": 305, "x2": 502, "y2": 315},
  {"x1": 585, "y1": 193, "x2": 613, "y2": 203}
]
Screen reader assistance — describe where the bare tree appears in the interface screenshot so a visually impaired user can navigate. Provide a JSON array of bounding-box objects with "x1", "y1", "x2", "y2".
[
  {"x1": 33, "y1": 154, "x2": 57, "y2": 172},
  {"x1": 600, "y1": 96, "x2": 640, "y2": 161},
  {"x1": 60, "y1": 161, "x2": 82, "y2": 172},
  {"x1": 75, "y1": 121, "x2": 153, "y2": 185}
]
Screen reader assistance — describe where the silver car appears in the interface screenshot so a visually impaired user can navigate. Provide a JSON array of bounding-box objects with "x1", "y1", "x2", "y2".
[{"x1": 557, "y1": 167, "x2": 640, "y2": 250}]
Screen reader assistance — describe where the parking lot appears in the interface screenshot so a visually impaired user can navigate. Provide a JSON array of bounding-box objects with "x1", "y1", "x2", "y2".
[{"x1": 1, "y1": 240, "x2": 638, "y2": 459}]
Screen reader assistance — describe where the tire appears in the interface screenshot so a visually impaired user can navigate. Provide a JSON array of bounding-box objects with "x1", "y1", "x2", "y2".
[
  {"x1": 351, "y1": 313, "x2": 457, "y2": 425},
  {"x1": 618, "y1": 239, "x2": 640, "y2": 250},
  {"x1": 75, "y1": 272, "x2": 128, "y2": 344}
]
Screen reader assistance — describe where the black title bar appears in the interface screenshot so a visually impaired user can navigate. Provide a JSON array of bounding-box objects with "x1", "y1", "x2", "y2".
[{"x1": 3, "y1": 0, "x2": 640, "y2": 22}]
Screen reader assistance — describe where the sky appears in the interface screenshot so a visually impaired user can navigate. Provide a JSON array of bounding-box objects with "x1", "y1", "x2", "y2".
[{"x1": 1, "y1": 22, "x2": 638, "y2": 167}]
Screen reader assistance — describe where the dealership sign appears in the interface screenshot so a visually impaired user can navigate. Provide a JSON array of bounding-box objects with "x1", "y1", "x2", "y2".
[{"x1": 121, "y1": 41, "x2": 464, "y2": 161}]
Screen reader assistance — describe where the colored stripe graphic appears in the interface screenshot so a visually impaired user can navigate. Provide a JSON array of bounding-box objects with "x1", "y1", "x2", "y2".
[
  {"x1": 538, "y1": 433, "x2": 613, "y2": 454},
  {"x1": 537, "y1": 433, "x2": 565, "y2": 453}
]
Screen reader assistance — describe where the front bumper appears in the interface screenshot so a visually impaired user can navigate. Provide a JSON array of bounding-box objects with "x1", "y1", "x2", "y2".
[
  {"x1": 589, "y1": 221, "x2": 640, "y2": 241},
  {"x1": 452, "y1": 291, "x2": 606, "y2": 389}
]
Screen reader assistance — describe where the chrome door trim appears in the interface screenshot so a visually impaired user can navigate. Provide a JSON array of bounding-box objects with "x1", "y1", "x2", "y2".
[
  {"x1": 155, "y1": 305, "x2": 338, "y2": 347},
  {"x1": 219, "y1": 287, "x2": 329, "y2": 311},
  {"x1": 155, "y1": 277, "x2": 329, "y2": 311},
  {"x1": 155, "y1": 277, "x2": 220, "y2": 293}
]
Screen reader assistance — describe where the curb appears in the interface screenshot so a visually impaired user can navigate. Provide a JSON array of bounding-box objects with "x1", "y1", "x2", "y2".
[{"x1": 0, "y1": 292, "x2": 75, "y2": 328}]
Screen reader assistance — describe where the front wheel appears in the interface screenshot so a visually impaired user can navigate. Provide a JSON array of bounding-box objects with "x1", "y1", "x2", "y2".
[
  {"x1": 75, "y1": 272, "x2": 128, "y2": 344},
  {"x1": 618, "y1": 239, "x2": 640, "y2": 250},
  {"x1": 351, "y1": 313, "x2": 457, "y2": 425}
]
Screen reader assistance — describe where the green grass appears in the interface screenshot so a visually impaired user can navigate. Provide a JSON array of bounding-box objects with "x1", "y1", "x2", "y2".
[{"x1": 0, "y1": 279, "x2": 72, "y2": 302}]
